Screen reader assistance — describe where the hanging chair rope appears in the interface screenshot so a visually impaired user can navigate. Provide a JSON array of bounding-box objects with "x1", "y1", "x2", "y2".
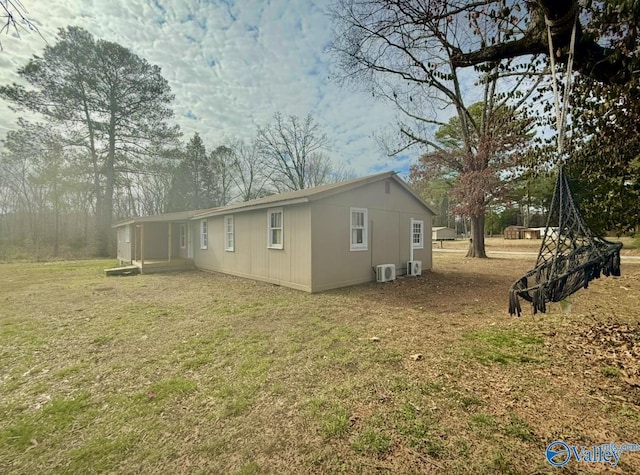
[
  {"x1": 546, "y1": 11, "x2": 578, "y2": 157},
  {"x1": 508, "y1": 8, "x2": 623, "y2": 317}
]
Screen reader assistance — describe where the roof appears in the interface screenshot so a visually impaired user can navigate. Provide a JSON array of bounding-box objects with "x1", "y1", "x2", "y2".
[
  {"x1": 113, "y1": 172, "x2": 436, "y2": 227},
  {"x1": 193, "y1": 171, "x2": 436, "y2": 219},
  {"x1": 433, "y1": 227, "x2": 455, "y2": 231},
  {"x1": 112, "y1": 210, "x2": 204, "y2": 227}
]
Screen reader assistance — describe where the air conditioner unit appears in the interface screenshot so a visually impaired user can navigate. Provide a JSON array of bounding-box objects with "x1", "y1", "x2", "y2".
[
  {"x1": 376, "y1": 264, "x2": 396, "y2": 283},
  {"x1": 407, "y1": 260, "x2": 422, "y2": 276}
]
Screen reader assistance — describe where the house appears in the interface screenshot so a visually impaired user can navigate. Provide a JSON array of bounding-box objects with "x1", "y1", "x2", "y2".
[
  {"x1": 432, "y1": 226, "x2": 457, "y2": 241},
  {"x1": 113, "y1": 171, "x2": 436, "y2": 292}
]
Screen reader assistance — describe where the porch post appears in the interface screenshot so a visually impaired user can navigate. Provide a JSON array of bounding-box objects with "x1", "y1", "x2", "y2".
[
  {"x1": 168, "y1": 222, "x2": 172, "y2": 262},
  {"x1": 140, "y1": 223, "x2": 145, "y2": 268}
]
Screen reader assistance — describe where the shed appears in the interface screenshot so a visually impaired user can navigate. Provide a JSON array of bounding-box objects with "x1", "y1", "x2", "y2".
[
  {"x1": 504, "y1": 225, "x2": 525, "y2": 240},
  {"x1": 432, "y1": 227, "x2": 457, "y2": 241},
  {"x1": 114, "y1": 171, "x2": 436, "y2": 292},
  {"x1": 503, "y1": 226, "x2": 542, "y2": 240}
]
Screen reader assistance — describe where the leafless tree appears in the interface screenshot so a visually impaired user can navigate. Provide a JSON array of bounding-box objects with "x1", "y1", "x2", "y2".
[
  {"x1": 256, "y1": 113, "x2": 331, "y2": 191},
  {"x1": 229, "y1": 140, "x2": 271, "y2": 201},
  {"x1": 0, "y1": 0, "x2": 44, "y2": 50}
]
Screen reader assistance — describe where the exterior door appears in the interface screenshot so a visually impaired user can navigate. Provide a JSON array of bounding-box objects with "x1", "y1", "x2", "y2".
[{"x1": 187, "y1": 223, "x2": 194, "y2": 259}]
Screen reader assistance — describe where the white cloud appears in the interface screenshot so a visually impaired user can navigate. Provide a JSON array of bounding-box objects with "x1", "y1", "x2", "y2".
[{"x1": 0, "y1": 0, "x2": 420, "y2": 176}]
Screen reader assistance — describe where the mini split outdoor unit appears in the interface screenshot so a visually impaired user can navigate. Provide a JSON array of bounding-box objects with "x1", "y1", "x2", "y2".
[
  {"x1": 376, "y1": 264, "x2": 396, "y2": 283},
  {"x1": 407, "y1": 260, "x2": 422, "y2": 276}
]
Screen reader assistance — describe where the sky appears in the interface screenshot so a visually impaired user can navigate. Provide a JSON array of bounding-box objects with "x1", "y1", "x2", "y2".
[{"x1": 0, "y1": 0, "x2": 420, "y2": 177}]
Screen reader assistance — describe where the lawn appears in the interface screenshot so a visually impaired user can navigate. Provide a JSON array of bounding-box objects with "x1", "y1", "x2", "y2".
[{"x1": 1, "y1": 254, "x2": 639, "y2": 474}]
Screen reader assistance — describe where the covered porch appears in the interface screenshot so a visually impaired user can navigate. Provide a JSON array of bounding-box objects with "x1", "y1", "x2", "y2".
[
  {"x1": 133, "y1": 219, "x2": 194, "y2": 273},
  {"x1": 114, "y1": 211, "x2": 197, "y2": 274}
]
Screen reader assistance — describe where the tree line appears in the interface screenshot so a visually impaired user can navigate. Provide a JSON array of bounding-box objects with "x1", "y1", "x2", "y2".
[
  {"x1": 2, "y1": 2, "x2": 638, "y2": 260},
  {"x1": 0, "y1": 27, "x2": 350, "y2": 259}
]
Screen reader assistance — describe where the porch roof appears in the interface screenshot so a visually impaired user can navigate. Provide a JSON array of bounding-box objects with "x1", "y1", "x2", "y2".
[{"x1": 112, "y1": 210, "x2": 205, "y2": 228}]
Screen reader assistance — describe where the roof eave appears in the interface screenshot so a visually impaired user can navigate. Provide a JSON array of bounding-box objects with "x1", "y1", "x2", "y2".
[{"x1": 192, "y1": 197, "x2": 311, "y2": 219}]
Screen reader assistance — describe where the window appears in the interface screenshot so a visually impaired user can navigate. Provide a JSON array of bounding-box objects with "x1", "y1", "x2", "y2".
[
  {"x1": 124, "y1": 225, "x2": 130, "y2": 243},
  {"x1": 179, "y1": 224, "x2": 186, "y2": 248},
  {"x1": 224, "y1": 216, "x2": 234, "y2": 251},
  {"x1": 200, "y1": 220, "x2": 208, "y2": 249},
  {"x1": 267, "y1": 208, "x2": 283, "y2": 249},
  {"x1": 350, "y1": 208, "x2": 368, "y2": 251},
  {"x1": 412, "y1": 220, "x2": 424, "y2": 249}
]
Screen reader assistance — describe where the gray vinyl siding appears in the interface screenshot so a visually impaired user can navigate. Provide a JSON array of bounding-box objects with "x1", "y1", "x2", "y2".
[
  {"x1": 310, "y1": 178, "x2": 432, "y2": 292},
  {"x1": 113, "y1": 173, "x2": 433, "y2": 293},
  {"x1": 194, "y1": 203, "x2": 312, "y2": 291}
]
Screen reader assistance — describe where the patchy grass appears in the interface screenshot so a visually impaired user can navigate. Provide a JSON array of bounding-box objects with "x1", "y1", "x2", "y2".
[
  {"x1": 461, "y1": 329, "x2": 544, "y2": 365},
  {"x1": 0, "y1": 255, "x2": 639, "y2": 474}
]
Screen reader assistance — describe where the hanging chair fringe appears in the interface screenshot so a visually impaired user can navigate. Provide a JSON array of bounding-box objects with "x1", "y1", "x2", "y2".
[{"x1": 509, "y1": 237, "x2": 622, "y2": 317}]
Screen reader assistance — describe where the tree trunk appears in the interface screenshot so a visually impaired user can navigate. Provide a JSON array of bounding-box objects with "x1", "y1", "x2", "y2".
[
  {"x1": 103, "y1": 113, "x2": 117, "y2": 257},
  {"x1": 96, "y1": 98, "x2": 117, "y2": 257},
  {"x1": 53, "y1": 174, "x2": 59, "y2": 257},
  {"x1": 466, "y1": 214, "x2": 487, "y2": 258}
]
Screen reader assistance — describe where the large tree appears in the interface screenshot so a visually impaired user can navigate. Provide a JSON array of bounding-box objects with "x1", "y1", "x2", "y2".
[
  {"x1": 332, "y1": 0, "x2": 540, "y2": 257},
  {"x1": 568, "y1": 75, "x2": 640, "y2": 235},
  {"x1": 447, "y1": 0, "x2": 639, "y2": 86},
  {"x1": 409, "y1": 102, "x2": 534, "y2": 255},
  {"x1": 435, "y1": 1, "x2": 640, "y2": 236},
  {"x1": 0, "y1": 26, "x2": 180, "y2": 256}
]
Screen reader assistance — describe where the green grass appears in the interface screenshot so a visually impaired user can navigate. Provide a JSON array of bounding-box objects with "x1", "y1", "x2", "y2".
[
  {"x1": 602, "y1": 366, "x2": 622, "y2": 378},
  {"x1": 0, "y1": 257, "x2": 638, "y2": 474},
  {"x1": 307, "y1": 398, "x2": 351, "y2": 438},
  {"x1": 460, "y1": 329, "x2": 544, "y2": 365},
  {"x1": 352, "y1": 428, "x2": 393, "y2": 455}
]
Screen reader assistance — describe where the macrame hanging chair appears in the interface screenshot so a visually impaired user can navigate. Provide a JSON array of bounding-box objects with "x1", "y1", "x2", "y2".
[
  {"x1": 508, "y1": 9, "x2": 623, "y2": 317},
  {"x1": 508, "y1": 166, "x2": 623, "y2": 316}
]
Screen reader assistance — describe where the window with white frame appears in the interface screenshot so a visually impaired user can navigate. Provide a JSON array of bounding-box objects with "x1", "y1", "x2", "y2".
[
  {"x1": 350, "y1": 208, "x2": 368, "y2": 251},
  {"x1": 412, "y1": 220, "x2": 424, "y2": 249},
  {"x1": 200, "y1": 219, "x2": 208, "y2": 249},
  {"x1": 224, "y1": 216, "x2": 234, "y2": 251},
  {"x1": 124, "y1": 225, "x2": 130, "y2": 243},
  {"x1": 267, "y1": 208, "x2": 283, "y2": 249}
]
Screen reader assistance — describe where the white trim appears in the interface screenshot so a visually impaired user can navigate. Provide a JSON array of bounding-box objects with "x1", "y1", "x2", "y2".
[
  {"x1": 224, "y1": 215, "x2": 234, "y2": 252},
  {"x1": 200, "y1": 219, "x2": 208, "y2": 250},
  {"x1": 412, "y1": 219, "x2": 424, "y2": 249},
  {"x1": 267, "y1": 208, "x2": 283, "y2": 249},
  {"x1": 350, "y1": 207, "x2": 368, "y2": 251}
]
